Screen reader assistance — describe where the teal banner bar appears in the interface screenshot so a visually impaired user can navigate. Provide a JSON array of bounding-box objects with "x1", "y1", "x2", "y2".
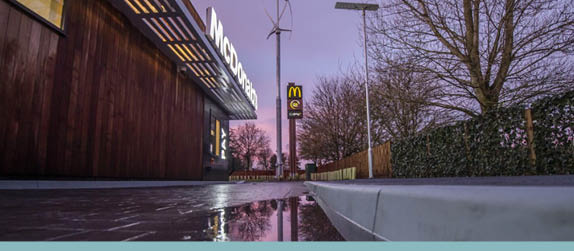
[{"x1": 1, "y1": 242, "x2": 574, "y2": 251}]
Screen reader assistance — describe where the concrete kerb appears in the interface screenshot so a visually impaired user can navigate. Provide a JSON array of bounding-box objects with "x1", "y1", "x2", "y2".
[
  {"x1": 305, "y1": 181, "x2": 574, "y2": 241},
  {"x1": 0, "y1": 180, "x2": 233, "y2": 190}
]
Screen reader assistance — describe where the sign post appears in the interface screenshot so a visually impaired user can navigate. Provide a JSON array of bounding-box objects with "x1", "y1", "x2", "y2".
[{"x1": 287, "y1": 83, "x2": 303, "y2": 179}]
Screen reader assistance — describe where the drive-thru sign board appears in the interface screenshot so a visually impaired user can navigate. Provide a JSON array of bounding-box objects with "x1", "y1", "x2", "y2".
[{"x1": 287, "y1": 83, "x2": 303, "y2": 119}]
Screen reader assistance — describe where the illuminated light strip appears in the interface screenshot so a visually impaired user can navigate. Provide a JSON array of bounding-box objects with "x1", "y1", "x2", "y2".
[
  {"x1": 208, "y1": 78, "x2": 218, "y2": 89},
  {"x1": 213, "y1": 78, "x2": 222, "y2": 89},
  {"x1": 198, "y1": 64, "x2": 210, "y2": 76},
  {"x1": 203, "y1": 77, "x2": 214, "y2": 88},
  {"x1": 200, "y1": 78, "x2": 213, "y2": 89},
  {"x1": 132, "y1": 0, "x2": 149, "y2": 13},
  {"x1": 125, "y1": 0, "x2": 141, "y2": 14},
  {"x1": 160, "y1": 17, "x2": 180, "y2": 41},
  {"x1": 201, "y1": 48, "x2": 211, "y2": 61},
  {"x1": 189, "y1": 43, "x2": 205, "y2": 61},
  {"x1": 177, "y1": 17, "x2": 196, "y2": 41},
  {"x1": 142, "y1": 0, "x2": 158, "y2": 13},
  {"x1": 182, "y1": 44, "x2": 198, "y2": 61},
  {"x1": 167, "y1": 44, "x2": 186, "y2": 62},
  {"x1": 203, "y1": 63, "x2": 216, "y2": 76},
  {"x1": 174, "y1": 44, "x2": 191, "y2": 61},
  {"x1": 142, "y1": 18, "x2": 166, "y2": 42},
  {"x1": 218, "y1": 78, "x2": 228, "y2": 88},
  {"x1": 160, "y1": 0, "x2": 175, "y2": 12},
  {"x1": 168, "y1": 17, "x2": 188, "y2": 41},
  {"x1": 150, "y1": 18, "x2": 174, "y2": 41},
  {"x1": 204, "y1": 63, "x2": 216, "y2": 76},
  {"x1": 186, "y1": 63, "x2": 201, "y2": 77},
  {"x1": 191, "y1": 64, "x2": 204, "y2": 77},
  {"x1": 152, "y1": 0, "x2": 166, "y2": 13},
  {"x1": 206, "y1": 78, "x2": 217, "y2": 89},
  {"x1": 208, "y1": 77, "x2": 219, "y2": 88},
  {"x1": 211, "y1": 64, "x2": 222, "y2": 75},
  {"x1": 190, "y1": 64, "x2": 203, "y2": 76}
]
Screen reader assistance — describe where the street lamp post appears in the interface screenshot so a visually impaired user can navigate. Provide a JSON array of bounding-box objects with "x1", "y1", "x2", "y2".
[{"x1": 335, "y1": 2, "x2": 379, "y2": 179}]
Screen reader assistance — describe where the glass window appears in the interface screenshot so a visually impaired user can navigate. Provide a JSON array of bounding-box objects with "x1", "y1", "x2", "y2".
[
  {"x1": 209, "y1": 111, "x2": 227, "y2": 159},
  {"x1": 15, "y1": 0, "x2": 65, "y2": 29},
  {"x1": 210, "y1": 114, "x2": 215, "y2": 155}
]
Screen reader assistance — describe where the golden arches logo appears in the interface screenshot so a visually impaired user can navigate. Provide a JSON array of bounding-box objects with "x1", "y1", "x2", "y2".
[{"x1": 288, "y1": 86, "x2": 302, "y2": 99}]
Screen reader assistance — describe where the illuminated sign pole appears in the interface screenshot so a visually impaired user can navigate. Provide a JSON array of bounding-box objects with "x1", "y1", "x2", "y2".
[{"x1": 287, "y1": 83, "x2": 303, "y2": 179}]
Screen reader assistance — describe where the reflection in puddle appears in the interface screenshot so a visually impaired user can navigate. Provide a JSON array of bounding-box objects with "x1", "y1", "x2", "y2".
[{"x1": 202, "y1": 196, "x2": 344, "y2": 241}]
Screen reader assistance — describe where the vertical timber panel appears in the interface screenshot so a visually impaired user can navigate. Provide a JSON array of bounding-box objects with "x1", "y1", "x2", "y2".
[{"x1": 0, "y1": 0, "x2": 204, "y2": 179}]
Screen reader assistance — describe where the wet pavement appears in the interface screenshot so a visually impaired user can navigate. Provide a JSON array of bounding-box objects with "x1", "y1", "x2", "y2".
[{"x1": 0, "y1": 182, "x2": 344, "y2": 241}]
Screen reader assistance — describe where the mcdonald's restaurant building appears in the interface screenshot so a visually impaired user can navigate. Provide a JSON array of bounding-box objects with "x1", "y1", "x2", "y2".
[{"x1": 0, "y1": 0, "x2": 258, "y2": 181}]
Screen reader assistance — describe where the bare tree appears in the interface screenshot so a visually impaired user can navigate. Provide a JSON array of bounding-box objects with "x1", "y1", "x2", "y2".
[
  {"x1": 371, "y1": 60, "x2": 455, "y2": 139},
  {"x1": 299, "y1": 74, "x2": 380, "y2": 164},
  {"x1": 370, "y1": 0, "x2": 574, "y2": 117},
  {"x1": 229, "y1": 123, "x2": 271, "y2": 170},
  {"x1": 269, "y1": 153, "x2": 287, "y2": 170},
  {"x1": 257, "y1": 147, "x2": 272, "y2": 170},
  {"x1": 228, "y1": 200, "x2": 273, "y2": 241}
]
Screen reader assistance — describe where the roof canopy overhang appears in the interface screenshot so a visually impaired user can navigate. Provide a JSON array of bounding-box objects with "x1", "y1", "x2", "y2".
[{"x1": 108, "y1": 0, "x2": 258, "y2": 120}]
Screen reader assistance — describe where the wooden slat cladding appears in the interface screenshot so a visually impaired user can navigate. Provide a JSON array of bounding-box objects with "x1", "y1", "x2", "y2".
[{"x1": 0, "y1": 0, "x2": 204, "y2": 179}]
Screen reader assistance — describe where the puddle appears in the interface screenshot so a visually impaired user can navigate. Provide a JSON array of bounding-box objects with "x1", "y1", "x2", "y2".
[
  {"x1": 179, "y1": 196, "x2": 344, "y2": 241},
  {"x1": 0, "y1": 193, "x2": 344, "y2": 241}
]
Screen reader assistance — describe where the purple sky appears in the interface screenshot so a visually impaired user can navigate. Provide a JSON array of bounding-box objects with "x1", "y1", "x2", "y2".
[{"x1": 192, "y1": 0, "x2": 378, "y2": 154}]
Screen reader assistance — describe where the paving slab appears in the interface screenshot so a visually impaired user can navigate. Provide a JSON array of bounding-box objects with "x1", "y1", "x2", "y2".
[{"x1": 306, "y1": 180, "x2": 574, "y2": 241}]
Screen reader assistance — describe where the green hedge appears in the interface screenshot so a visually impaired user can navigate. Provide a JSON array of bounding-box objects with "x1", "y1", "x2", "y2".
[
  {"x1": 532, "y1": 92, "x2": 574, "y2": 174},
  {"x1": 391, "y1": 91, "x2": 574, "y2": 178}
]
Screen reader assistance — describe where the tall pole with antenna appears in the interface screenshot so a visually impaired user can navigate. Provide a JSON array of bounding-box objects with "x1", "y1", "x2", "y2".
[
  {"x1": 267, "y1": 0, "x2": 292, "y2": 180},
  {"x1": 275, "y1": 0, "x2": 282, "y2": 180}
]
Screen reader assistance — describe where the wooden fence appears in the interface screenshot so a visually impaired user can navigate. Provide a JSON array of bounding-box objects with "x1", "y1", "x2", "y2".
[
  {"x1": 229, "y1": 142, "x2": 391, "y2": 181},
  {"x1": 310, "y1": 167, "x2": 356, "y2": 181},
  {"x1": 229, "y1": 170, "x2": 306, "y2": 181},
  {"x1": 318, "y1": 141, "x2": 392, "y2": 179}
]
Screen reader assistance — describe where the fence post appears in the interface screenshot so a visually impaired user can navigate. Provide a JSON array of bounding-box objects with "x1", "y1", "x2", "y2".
[
  {"x1": 463, "y1": 123, "x2": 472, "y2": 175},
  {"x1": 426, "y1": 134, "x2": 431, "y2": 156},
  {"x1": 525, "y1": 109, "x2": 537, "y2": 174},
  {"x1": 388, "y1": 142, "x2": 393, "y2": 177}
]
